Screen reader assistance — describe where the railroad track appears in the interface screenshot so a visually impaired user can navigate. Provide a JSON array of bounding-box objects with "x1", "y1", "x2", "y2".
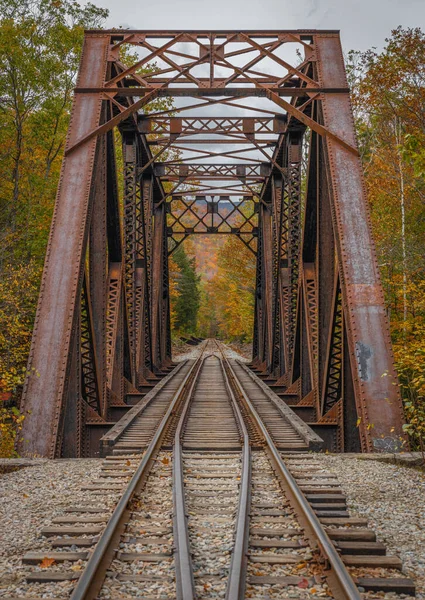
[
  {"x1": 17, "y1": 339, "x2": 415, "y2": 599},
  {"x1": 218, "y1": 343, "x2": 416, "y2": 599}
]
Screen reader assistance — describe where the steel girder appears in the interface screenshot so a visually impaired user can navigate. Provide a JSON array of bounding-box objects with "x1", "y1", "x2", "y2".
[
  {"x1": 20, "y1": 30, "x2": 406, "y2": 456},
  {"x1": 19, "y1": 36, "x2": 171, "y2": 457}
]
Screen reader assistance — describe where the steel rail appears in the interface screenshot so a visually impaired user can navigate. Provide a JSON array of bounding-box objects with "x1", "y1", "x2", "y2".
[
  {"x1": 69, "y1": 356, "x2": 202, "y2": 600},
  {"x1": 172, "y1": 357, "x2": 204, "y2": 600},
  {"x1": 214, "y1": 343, "x2": 251, "y2": 600},
  {"x1": 221, "y1": 348, "x2": 362, "y2": 600}
]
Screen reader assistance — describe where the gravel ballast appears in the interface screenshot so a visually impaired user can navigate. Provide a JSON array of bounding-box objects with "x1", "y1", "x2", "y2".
[
  {"x1": 321, "y1": 454, "x2": 425, "y2": 599},
  {"x1": 173, "y1": 339, "x2": 249, "y2": 363},
  {"x1": 0, "y1": 459, "x2": 104, "y2": 597},
  {"x1": 1, "y1": 454, "x2": 423, "y2": 599}
]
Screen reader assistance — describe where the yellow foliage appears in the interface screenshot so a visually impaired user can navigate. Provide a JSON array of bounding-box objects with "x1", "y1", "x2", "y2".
[
  {"x1": 0, "y1": 407, "x2": 25, "y2": 458},
  {"x1": 198, "y1": 236, "x2": 255, "y2": 342},
  {"x1": 0, "y1": 260, "x2": 42, "y2": 395},
  {"x1": 168, "y1": 254, "x2": 180, "y2": 330}
]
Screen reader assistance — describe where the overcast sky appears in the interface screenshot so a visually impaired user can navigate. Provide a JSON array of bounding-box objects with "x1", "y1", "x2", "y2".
[{"x1": 92, "y1": 0, "x2": 425, "y2": 52}]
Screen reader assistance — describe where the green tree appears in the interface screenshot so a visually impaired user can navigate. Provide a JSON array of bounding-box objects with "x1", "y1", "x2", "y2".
[{"x1": 172, "y1": 244, "x2": 200, "y2": 335}]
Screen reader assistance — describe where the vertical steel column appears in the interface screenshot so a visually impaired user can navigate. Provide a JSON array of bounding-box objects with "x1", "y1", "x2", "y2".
[
  {"x1": 271, "y1": 173, "x2": 285, "y2": 377},
  {"x1": 252, "y1": 213, "x2": 263, "y2": 365},
  {"x1": 134, "y1": 173, "x2": 154, "y2": 383},
  {"x1": 253, "y1": 201, "x2": 272, "y2": 368},
  {"x1": 105, "y1": 120, "x2": 124, "y2": 405},
  {"x1": 316, "y1": 34, "x2": 406, "y2": 451},
  {"x1": 89, "y1": 131, "x2": 107, "y2": 418},
  {"x1": 287, "y1": 134, "x2": 303, "y2": 369},
  {"x1": 122, "y1": 130, "x2": 141, "y2": 387},
  {"x1": 20, "y1": 34, "x2": 109, "y2": 458},
  {"x1": 270, "y1": 134, "x2": 303, "y2": 382},
  {"x1": 161, "y1": 206, "x2": 172, "y2": 365},
  {"x1": 262, "y1": 205, "x2": 274, "y2": 368},
  {"x1": 151, "y1": 199, "x2": 168, "y2": 370}
]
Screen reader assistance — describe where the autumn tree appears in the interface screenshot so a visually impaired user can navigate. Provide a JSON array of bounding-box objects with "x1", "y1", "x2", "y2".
[
  {"x1": 0, "y1": 0, "x2": 108, "y2": 400},
  {"x1": 0, "y1": 0, "x2": 108, "y2": 260},
  {"x1": 0, "y1": 0, "x2": 177, "y2": 396},
  {"x1": 198, "y1": 236, "x2": 255, "y2": 342},
  {"x1": 347, "y1": 27, "x2": 425, "y2": 450}
]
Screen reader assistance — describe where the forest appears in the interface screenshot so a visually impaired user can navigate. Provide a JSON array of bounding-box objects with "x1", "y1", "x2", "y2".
[{"x1": 0, "y1": 0, "x2": 424, "y2": 455}]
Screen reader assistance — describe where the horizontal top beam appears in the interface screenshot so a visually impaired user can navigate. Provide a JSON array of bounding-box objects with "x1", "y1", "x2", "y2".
[
  {"x1": 85, "y1": 29, "x2": 340, "y2": 35},
  {"x1": 76, "y1": 87, "x2": 349, "y2": 97}
]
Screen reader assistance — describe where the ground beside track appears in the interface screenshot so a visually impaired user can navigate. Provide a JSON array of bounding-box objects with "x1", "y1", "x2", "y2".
[
  {"x1": 0, "y1": 459, "x2": 104, "y2": 597},
  {"x1": 1, "y1": 455, "x2": 425, "y2": 597}
]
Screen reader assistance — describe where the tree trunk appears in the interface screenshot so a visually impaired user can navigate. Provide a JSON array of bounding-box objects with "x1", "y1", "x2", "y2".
[
  {"x1": 395, "y1": 117, "x2": 407, "y2": 339},
  {"x1": 11, "y1": 116, "x2": 23, "y2": 233}
]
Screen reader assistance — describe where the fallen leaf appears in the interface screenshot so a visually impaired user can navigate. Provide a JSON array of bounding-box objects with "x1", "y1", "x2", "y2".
[
  {"x1": 23, "y1": 493, "x2": 29, "y2": 498},
  {"x1": 161, "y1": 456, "x2": 170, "y2": 465},
  {"x1": 71, "y1": 564, "x2": 82, "y2": 572},
  {"x1": 126, "y1": 459, "x2": 131, "y2": 466},
  {"x1": 297, "y1": 578, "x2": 309, "y2": 589},
  {"x1": 40, "y1": 557, "x2": 56, "y2": 568}
]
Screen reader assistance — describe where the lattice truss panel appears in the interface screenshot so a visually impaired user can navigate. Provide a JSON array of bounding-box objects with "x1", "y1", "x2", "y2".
[
  {"x1": 19, "y1": 30, "x2": 407, "y2": 457},
  {"x1": 167, "y1": 195, "x2": 258, "y2": 254}
]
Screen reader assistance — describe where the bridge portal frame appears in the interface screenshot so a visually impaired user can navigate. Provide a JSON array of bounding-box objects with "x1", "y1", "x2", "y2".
[{"x1": 20, "y1": 30, "x2": 406, "y2": 457}]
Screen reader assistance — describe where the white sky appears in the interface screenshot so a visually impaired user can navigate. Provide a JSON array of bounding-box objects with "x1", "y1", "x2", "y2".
[{"x1": 92, "y1": 0, "x2": 425, "y2": 52}]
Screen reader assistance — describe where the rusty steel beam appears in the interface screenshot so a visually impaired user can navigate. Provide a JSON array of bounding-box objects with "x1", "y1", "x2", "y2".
[
  {"x1": 19, "y1": 35, "x2": 110, "y2": 458},
  {"x1": 141, "y1": 117, "x2": 283, "y2": 137},
  {"x1": 75, "y1": 87, "x2": 350, "y2": 96},
  {"x1": 87, "y1": 29, "x2": 340, "y2": 34},
  {"x1": 148, "y1": 138, "x2": 279, "y2": 145},
  {"x1": 314, "y1": 35, "x2": 406, "y2": 451},
  {"x1": 91, "y1": 86, "x2": 349, "y2": 95}
]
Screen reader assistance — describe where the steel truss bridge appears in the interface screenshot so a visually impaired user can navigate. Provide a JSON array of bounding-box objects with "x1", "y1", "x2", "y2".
[{"x1": 20, "y1": 29, "x2": 406, "y2": 458}]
